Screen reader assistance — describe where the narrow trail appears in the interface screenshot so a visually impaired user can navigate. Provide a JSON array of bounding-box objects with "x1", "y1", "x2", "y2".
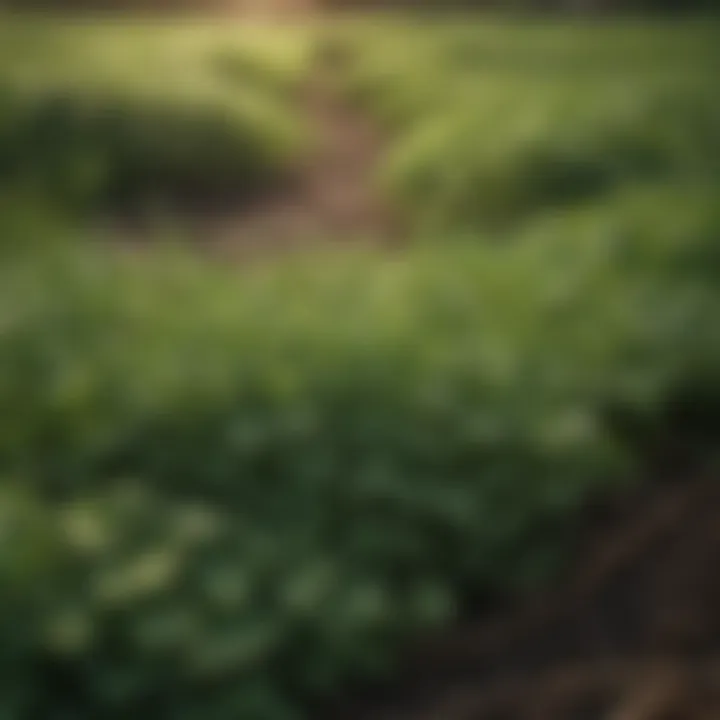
[
  {"x1": 112, "y1": 10, "x2": 401, "y2": 261},
  {"x1": 205, "y1": 48, "x2": 402, "y2": 260}
]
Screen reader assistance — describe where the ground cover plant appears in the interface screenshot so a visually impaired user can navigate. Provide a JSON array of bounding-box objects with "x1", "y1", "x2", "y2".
[
  {"x1": 2, "y1": 181, "x2": 720, "y2": 718},
  {"x1": 1, "y1": 10, "x2": 720, "y2": 720}
]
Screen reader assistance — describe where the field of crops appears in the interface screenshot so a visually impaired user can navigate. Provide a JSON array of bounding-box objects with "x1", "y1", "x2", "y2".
[{"x1": 1, "y1": 13, "x2": 720, "y2": 720}]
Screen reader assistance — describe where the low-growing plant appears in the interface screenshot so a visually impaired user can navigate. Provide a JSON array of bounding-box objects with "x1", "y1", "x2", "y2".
[
  {"x1": 2, "y1": 16, "x2": 720, "y2": 720},
  {"x1": 2, "y1": 182, "x2": 720, "y2": 717}
]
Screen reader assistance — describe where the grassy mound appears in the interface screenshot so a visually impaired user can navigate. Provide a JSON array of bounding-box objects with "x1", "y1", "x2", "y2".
[
  {"x1": 333, "y1": 19, "x2": 720, "y2": 230},
  {"x1": 0, "y1": 20, "x2": 313, "y2": 212}
]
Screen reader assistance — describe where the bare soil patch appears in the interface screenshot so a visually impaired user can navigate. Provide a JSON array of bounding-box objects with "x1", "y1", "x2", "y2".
[
  {"x1": 320, "y1": 469, "x2": 720, "y2": 720},
  {"x1": 105, "y1": 39, "x2": 402, "y2": 262}
]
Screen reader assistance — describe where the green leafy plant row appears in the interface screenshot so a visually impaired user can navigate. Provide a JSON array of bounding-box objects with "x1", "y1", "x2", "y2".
[{"x1": 1, "y1": 182, "x2": 719, "y2": 719}]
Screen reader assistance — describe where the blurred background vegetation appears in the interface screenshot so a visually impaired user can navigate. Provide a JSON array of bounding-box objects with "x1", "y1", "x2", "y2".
[{"x1": 0, "y1": 2, "x2": 719, "y2": 719}]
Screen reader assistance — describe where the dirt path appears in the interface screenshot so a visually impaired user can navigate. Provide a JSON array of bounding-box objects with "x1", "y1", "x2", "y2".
[
  {"x1": 203, "y1": 52, "x2": 401, "y2": 260},
  {"x1": 109, "y1": 14, "x2": 401, "y2": 261}
]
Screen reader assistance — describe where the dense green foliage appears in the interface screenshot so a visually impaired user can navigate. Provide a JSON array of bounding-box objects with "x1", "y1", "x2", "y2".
[
  {"x1": 0, "y1": 21, "x2": 312, "y2": 212},
  {"x1": 334, "y1": 20, "x2": 720, "y2": 230},
  {"x1": 2, "y1": 183, "x2": 720, "y2": 718},
  {"x1": 1, "y1": 16, "x2": 720, "y2": 720}
]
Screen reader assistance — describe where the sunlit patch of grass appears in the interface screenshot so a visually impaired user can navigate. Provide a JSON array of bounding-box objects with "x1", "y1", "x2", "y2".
[{"x1": 0, "y1": 19, "x2": 315, "y2": 212}]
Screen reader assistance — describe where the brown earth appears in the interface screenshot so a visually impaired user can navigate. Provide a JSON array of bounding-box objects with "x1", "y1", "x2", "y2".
[
  {"x1": 320, "y1": 469, "x2": 720, "y2": 720},
  {"x1": 198, "y1": 62, "x2": 403, "y2": 261}
]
